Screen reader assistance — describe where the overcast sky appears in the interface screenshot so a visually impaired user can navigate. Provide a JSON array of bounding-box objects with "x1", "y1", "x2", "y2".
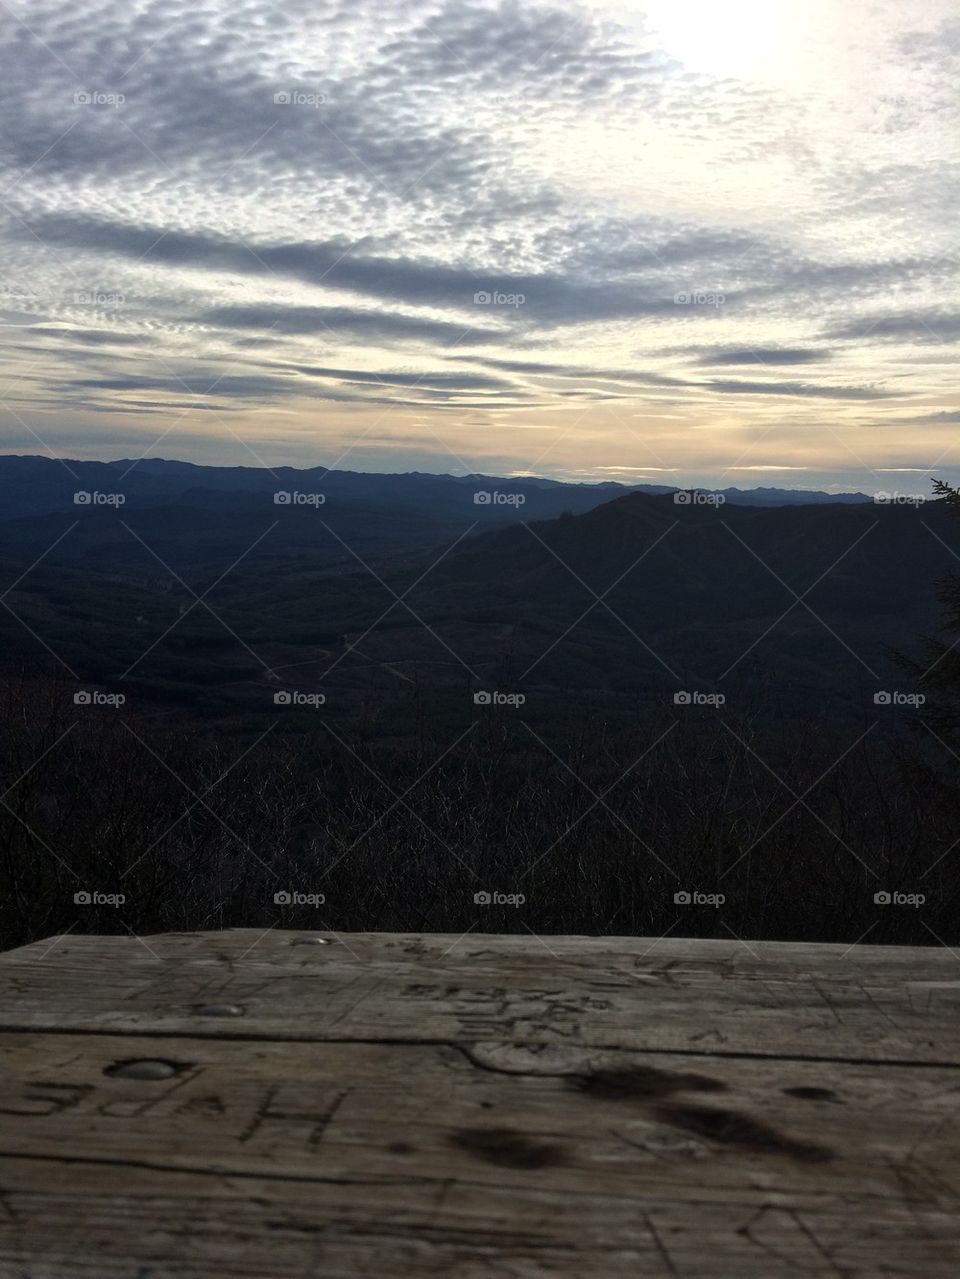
[{"x1": 0, "y1": 0, "x2": 956, "y2": 490}]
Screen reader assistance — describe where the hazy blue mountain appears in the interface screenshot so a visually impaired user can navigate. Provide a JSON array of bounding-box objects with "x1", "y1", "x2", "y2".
[
  {"x1": 0, "y1": 454, "x2": 871, "y2": 522},
  {"x1": 0, "y1": 479, "x2": 944, "y2": 729}
]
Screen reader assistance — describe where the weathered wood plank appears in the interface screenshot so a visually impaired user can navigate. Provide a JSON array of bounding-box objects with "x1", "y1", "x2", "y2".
[
  {"x1": 1, "y1": 930, "x2": 959, "y2": 1062},
  {"x1": 0, "y1": 931, "x2": 958, "y2": 1276},
  {"x1": 1, "y1": 1031, "x2": 958, "y2": 1197},
  {"x1": 4, "y1": 1155, "x2": 957, "y2": 1278}
]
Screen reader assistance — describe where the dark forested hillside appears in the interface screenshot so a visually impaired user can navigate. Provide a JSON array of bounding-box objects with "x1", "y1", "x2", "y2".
[
  {"x1": 0, "y1": 461, "x2": 954, "y2": 951},
  {"x1": 0, "y1": 473, "x2": 946, "y2": 731}
]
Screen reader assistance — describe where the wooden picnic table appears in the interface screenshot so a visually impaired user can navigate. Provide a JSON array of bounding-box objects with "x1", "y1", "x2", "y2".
[{"x1": 0, "y1": 929, "x2": 958, "y2": 1276}]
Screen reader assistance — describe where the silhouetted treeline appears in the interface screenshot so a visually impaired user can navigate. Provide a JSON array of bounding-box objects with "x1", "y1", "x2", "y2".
[{"x1": 1, "y1": 672, "x2": 956, "y2": 948}]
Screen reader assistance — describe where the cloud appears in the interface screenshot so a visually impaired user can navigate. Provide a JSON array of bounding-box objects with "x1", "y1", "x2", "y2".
[
  {"x1": 0, "y1": 0, "x2": 955, "y2": 480},
  {"x1": 36, "y1": 328, "x2": 149, "y2": 347},
  {"x1": 282, "y1": 363, "x2": 515, "y2": 392},
  {"x1": 686, "y1": 347, "x2": 832, "y2": 366},
  {"x1": 56, "y1": 373, "x2": 299, "y2": 401},
  {"x1": 460, "y1": 354, "x2": 686, "y2": 385},
  {"x1": 702, "y1": 379, "x2": 897, "y2": 400},
  {"x1": 898, "y1": 409, "x2": 960, "y2": 424},
  {"x1": 202, "y1": 303, "x2": 508, "y2": 347},
  {"x1": 826, "y1": 311, "x2": 960, "y2": 344},
  {"x1": 16, "y1": 211, "x2": 735, "y2": 327}
]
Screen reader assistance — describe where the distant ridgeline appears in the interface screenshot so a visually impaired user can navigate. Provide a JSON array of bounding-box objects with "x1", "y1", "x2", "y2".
[{"x1": 0, "y1": 454, "x2": 936, "y2": 737}]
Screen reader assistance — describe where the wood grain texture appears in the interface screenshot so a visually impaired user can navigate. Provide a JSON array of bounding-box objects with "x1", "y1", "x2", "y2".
[
  {"x1": 3, "y1": 930, "x2": 960, "y2": 1061},
  {"x1": 1, "y1": 930, "x2": 959, "y2": 1276}
]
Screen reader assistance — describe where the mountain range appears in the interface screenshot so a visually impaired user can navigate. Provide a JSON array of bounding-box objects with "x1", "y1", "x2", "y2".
[
  {"x1": 0, "y1": 454, "x2": 872, "y2": 522},
  {"x1": 0, "y1": 456, "x2": 945, "y2": 737}
]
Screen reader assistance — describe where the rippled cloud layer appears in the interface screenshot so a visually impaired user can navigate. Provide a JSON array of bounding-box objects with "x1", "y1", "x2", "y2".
[{"x1": 0, "y1": 0, "x2": 957, "y2": 489}]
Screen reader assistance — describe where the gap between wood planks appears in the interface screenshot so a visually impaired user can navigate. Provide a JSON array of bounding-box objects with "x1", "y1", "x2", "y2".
[{"x1": 0, "y1": 1024, "x2": 958, "y2": 1070}]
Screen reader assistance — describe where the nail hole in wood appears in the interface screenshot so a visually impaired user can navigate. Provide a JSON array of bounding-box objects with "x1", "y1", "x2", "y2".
[
  {"x1": 104, "y1": 1059, "x2": 192, "y2": 1081},
  {"x1": 195, "y1": 1003, "x2": 245, "y2": 1017}
]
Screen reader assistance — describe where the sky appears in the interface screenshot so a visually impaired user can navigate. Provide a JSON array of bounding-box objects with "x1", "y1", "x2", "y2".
[{"x1": 0, "y1": 0, "x2": 956, "y2": 492}]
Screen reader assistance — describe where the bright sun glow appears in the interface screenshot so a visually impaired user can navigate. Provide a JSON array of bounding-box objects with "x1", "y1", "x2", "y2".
[{"x1": 644, "y1": 0, "x2": 789, "y2": 78}]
